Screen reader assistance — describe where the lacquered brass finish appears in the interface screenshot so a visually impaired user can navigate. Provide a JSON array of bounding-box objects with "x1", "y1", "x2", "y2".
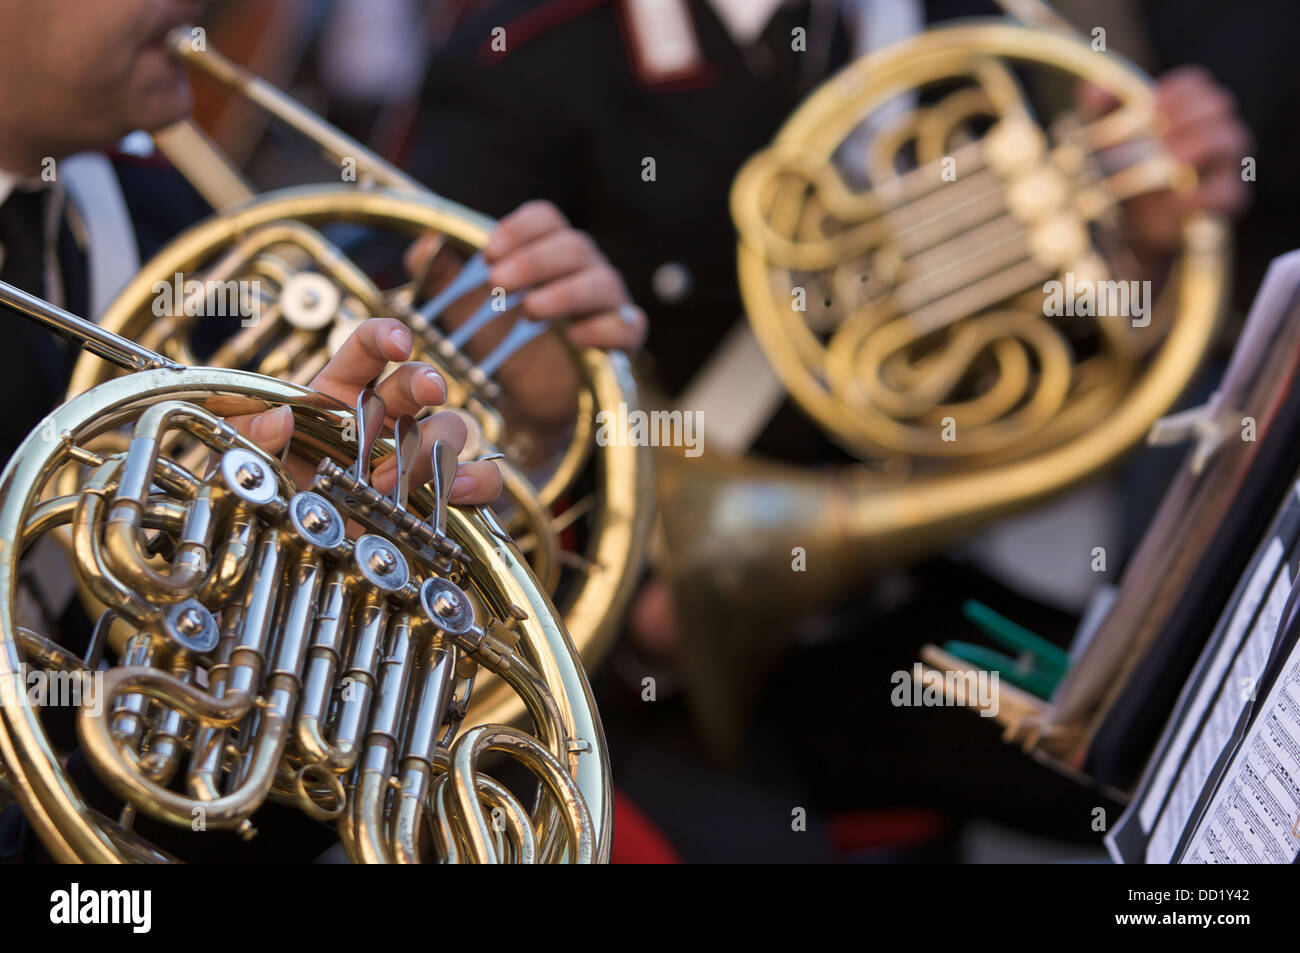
[
  {"x1": 63, "y1": 32, "x2": 654, "y2": 731},
  {"x1": 0, "y1": 283, "x2": 610, "y2": 863},
  {"x1": 670, "y1": 12, "x2": 1229, "y2": 750}
]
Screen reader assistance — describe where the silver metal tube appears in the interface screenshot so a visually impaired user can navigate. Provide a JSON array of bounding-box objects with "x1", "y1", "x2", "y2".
[{"x1": 0, "y1": 279, "x2": 179, "y2": 372}]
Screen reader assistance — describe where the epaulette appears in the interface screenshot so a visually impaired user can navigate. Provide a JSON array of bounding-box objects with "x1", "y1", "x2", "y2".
[{"x1": 475, "y1": 0, "x2": 711, "y2": 88}]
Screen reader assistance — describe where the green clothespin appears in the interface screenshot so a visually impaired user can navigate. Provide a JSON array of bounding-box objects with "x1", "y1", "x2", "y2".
[
  {"x1": 939, "y1": 600, "x2": 1072, "y2": 700},
  {"x1": 961, "y1": 600, "x2": 1070, "y2": 675},
  {"x1": 941, "y1": 641, "x2": 1059, "y2": 699}
]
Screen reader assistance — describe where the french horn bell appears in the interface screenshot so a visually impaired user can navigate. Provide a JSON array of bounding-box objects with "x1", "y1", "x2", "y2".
[{"x1": 662, "y1": 3, "x2": 1230, "y2": 752}]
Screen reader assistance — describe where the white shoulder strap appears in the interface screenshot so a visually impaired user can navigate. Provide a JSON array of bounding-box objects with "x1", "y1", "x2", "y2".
[
  {"x1": 677, "y1": 0, "x2": 924, "y2": 453},
  {"x1": 60, "y1": 152, "x2": 140, "y2": 319}
]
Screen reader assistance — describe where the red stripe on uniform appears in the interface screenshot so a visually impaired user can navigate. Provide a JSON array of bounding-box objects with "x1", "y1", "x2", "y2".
[
  {"x1": 611, "y1": 787, "x2": 682, "y2": 863},
  {"x1": 477, "y1": 0, "x2": 612, "y2": 64}
]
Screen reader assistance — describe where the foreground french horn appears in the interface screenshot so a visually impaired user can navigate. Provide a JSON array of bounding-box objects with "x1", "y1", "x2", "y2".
[
  {"x1": 65, "y1": 30, "x2": 653, "y2": 730},
  {"x1": 0, "y1": 283, "x2": 609, "y2": 863},
  {"x1": 663, "y1": 1, "x2": 1230, "y2": 750}
]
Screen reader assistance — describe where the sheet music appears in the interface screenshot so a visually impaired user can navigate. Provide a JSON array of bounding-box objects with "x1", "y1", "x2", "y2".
[
  {"x1": 1103, "y1": 250, "x2": 1300, "y2": 864},
  {"x1": 1138, "y1": 537, "x2": 1286, "y2": 835},
  {"x1": 1146, "y1": 563, "x2": 1291, "y2": 862},
  {"x1": 1180, "y1": 635, "x2": 1300, "y2": 863}
]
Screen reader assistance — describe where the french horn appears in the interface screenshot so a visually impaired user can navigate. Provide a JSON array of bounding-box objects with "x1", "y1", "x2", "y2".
[
  {"x1": 0, "y1": 281, "x2": 609, "y2": 863},
  {"x1": 662, "y1": 0, "x2": 1230, "y2": 750},
  {"x1": 64, "y1": 29, "x2": 654, "y2": 731}
]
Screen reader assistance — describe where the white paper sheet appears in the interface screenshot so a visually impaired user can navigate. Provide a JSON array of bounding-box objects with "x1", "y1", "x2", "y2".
[
  {"x1": 1137, "y1": 537, "x2": 1286, "y2": 834},
  {"x1": 1146, "y1": 562, "x2": 1291, "y2": 861},
  {"x1": 1181, "y1": 637, "x2": 1300, "y2": 863}
]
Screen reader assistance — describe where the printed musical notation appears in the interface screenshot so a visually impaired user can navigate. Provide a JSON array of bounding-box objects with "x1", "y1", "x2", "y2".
[
  {"x1": 1147, "y1": 561, "x2": 1291, "y2": 862},
  {"x1": 1182, "y1": 652, "x2": 1300, "y2": 863}
]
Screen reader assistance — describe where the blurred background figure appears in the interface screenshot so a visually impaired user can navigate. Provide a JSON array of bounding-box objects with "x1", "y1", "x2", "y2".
[
  {"x1": 190, "y1": 0, "x2": 462, "y2": 184},
  {"x1": 75, "y1": 0, "x2": 1296, "y2": 863},
  {"x1": 392, "y1": 0, "x2": 1291, "y2": 863}
]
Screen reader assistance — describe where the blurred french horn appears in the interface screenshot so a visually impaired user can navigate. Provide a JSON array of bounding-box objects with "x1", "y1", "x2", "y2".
[
  {"x1": 0, "y1": 281, "x2": 609, "y2": 863},
  {"x1": 660, "y1": 0, "x2": 1230, "y2": 750},
  {"x1": 63, "y1": 29, "x2": 654, "y2": 731}
]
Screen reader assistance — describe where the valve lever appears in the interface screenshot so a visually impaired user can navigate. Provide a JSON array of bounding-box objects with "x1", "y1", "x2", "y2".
[
  {"x1": 388, "y1": 414, "x2": 422, "y2": 510},
  {"x1": 429, "y1": 438, "x2": 459, "y2": 536},
  {"x1": 349, "y1": 387, "x2": 387, "y2": 483}
]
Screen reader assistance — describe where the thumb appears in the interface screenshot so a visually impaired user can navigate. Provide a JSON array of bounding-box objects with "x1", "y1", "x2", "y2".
[
  {"x1": 1076, "y1": 80, "x2": 1121, "y2": 119},
  {"x1": 240, "y1": 405, "x2": 294, "y2": 456}
]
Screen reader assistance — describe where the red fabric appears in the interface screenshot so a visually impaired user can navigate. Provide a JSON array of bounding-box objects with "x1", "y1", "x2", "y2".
[
  {"x1": 829, "y1": 808, "x2": 946, "y2": 855},
  {"x1": 611, "y1": 787, "x2": 682, "y2": 864}
]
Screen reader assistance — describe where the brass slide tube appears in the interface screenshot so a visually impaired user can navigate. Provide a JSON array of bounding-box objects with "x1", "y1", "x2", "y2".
[
  {"x1": 351, "y1": 612, "x2": 418, "y2": 864},
  {"x1": 321, "y1": 590, "x2": 388, "y2": 773},
  {"x1": 81, "y1": 527, "x2": 292, "y2": 829},
  {"x1": 292, "y1": 570, "x2": 354, "y2": 768},
  {"x1": 187, "y1": 605, "x2": 244, "y2": 802},
  {"x1": 72, "y1": 460, "x2": 163, "y2": 623},
  {"x1": 103, "y1": 402, "x2": 238, "y2": 600},
  {"x1": 389, "y1": 638, "x2": 457, "y2": 863}
]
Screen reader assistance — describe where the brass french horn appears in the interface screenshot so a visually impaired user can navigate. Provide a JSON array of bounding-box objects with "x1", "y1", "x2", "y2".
[
  {"x1": 65, "y1": 30, "x2": 654, "y2": 731},
  {"x1": 0, "y1": 282, "x2": 609, "y2": 863},
  {"x1": 662, "y1": 1, "x2": 1229, "y2": 750}
]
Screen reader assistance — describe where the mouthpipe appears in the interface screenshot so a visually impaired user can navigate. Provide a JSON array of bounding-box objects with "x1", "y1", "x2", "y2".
[{"x1": 0, "y1": 279, "x2": 177, "y2": 372}]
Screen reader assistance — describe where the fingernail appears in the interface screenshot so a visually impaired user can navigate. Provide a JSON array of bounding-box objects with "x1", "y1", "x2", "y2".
[
  {"x1": 388, "y1": 326, "x2": 412, "y2": 355},
  {"x1": 450, "y1": 475, "x2": 477, "y2": 498},
  {"x1": 420, "y1": 367, "x2": 446, "y2": 396},
  {"x1": 252, "y1": 405, "x2": 291, "y2": 443}
]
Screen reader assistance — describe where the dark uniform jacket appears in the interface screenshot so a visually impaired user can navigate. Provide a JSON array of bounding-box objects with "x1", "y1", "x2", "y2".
[{"x1": 0, "y1": 155, "x2": 211, "y2": 466}]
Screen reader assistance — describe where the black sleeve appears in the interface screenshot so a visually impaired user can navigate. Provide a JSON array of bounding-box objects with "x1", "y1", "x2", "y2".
[{"x1": 406, "y1": 19, "x2": 583, "y2": 222}]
